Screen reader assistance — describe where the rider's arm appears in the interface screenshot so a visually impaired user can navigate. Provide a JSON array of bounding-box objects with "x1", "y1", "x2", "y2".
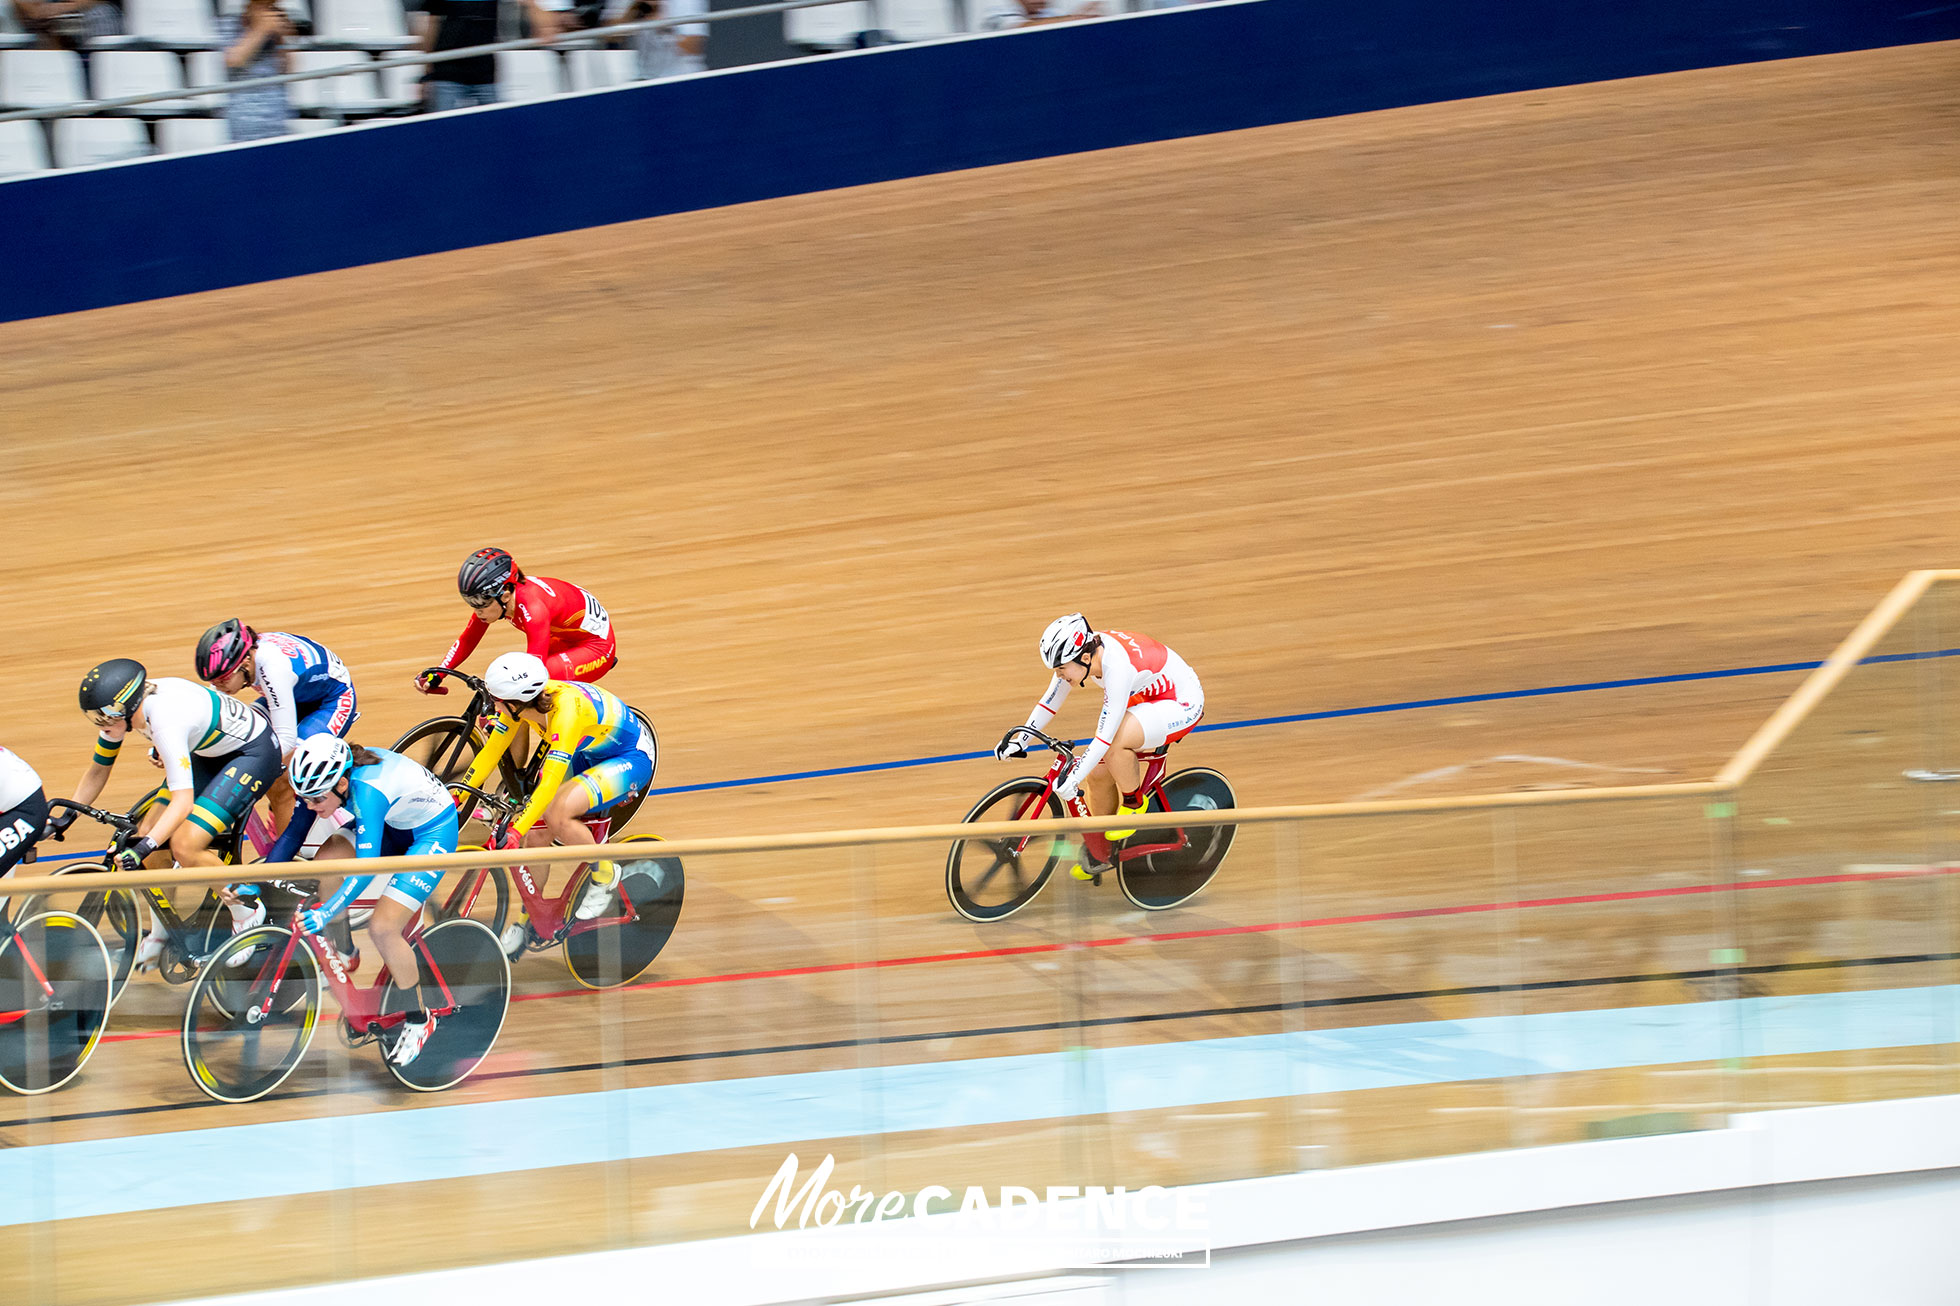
[
  {"x1": 314, "y1": 779, "x2": 390, "y2": 919},
  {"x1": 263, "y1": 804, "x2": 320, "y2": 864},
  {"x1": 71, "y1": 727, "x2": 123, "y2": 804},
  {"x1": 510, "y1": 694, "x2": 580, "y2": 835},
  {"x1": 255, "y1": 651, "x2": 302, "y2": 759},
  {"x1": 458, "y1": 709, "x2": 523, "y2": 796},
  {"x1": 1022, "y1": 676, "x2": 1071, "y2": 734},
  {"x1": 1071, "y1": 645, "x2": 1140, "y2": 780},
  {"x1": 440, "y1": 612, "x2": 491, "y2": 671}
]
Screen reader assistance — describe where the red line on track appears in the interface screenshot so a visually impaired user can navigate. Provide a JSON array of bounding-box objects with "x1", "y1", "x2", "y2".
[{"x1": 99, "y1": 863, "x2": 1959, "y2": 1040}]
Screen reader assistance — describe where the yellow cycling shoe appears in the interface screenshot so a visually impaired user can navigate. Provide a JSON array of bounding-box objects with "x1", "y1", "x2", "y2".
[
  {"x1": 1104, "y1": 800, "x2": 1150, "y2": 841},
  {"x1": 1070, "y1": 863, "x2": 1106, "y2": 883}
]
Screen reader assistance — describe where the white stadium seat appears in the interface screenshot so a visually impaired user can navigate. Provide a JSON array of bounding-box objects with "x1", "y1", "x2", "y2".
[
  {"x1": 312, "y1": 0, "x2": 414, "y2": 49},
  {"x1": 288, "y1": 50, "x2": 387, "y2": 112},
  {"x1": 377, "y1": 56, "x2": 424, "y2": 109},
  {"x1": 494, "y1": 50, "x2": 565, "y2": 103},
  {"x1": 51, "y1": 116, "x2": 152, "y2": 167},
  {"x1": 0, "y1": 119, "x2": 51, "y2": 176},
  {"x1": 286, "y1": 116, "x2": 335, "y2": 132},
  {"x1": 876, "y1": 0, "x2": 955, "y2": 40},
  {"x1": 784, "y1": 0, "x2": 870, "y2": 48},
  {"x1": 566, "y1": 48, "x2": 637, "y2": 92},
  {"x1": 120, "y1": 0, "x2": 222, "y2": 48},
  {"x1": 155, "y1": 115, "x2": 231, "y2": 152},
  {"x1": 183, "y1": 49, "x2": 227, "y2": 110},
  {"x1": 92, "y1": 50, "x2": 197, "y2": 114},
  {"x1": 0, "y1": 50, "x2": 88, "y2": 110}
]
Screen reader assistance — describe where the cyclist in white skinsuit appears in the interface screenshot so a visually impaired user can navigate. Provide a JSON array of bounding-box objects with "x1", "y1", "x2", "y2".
[
  {"x1": 996, "y1": 615, "x2": 1204, "y2": 877},
  {"x1": 70, "y1": 659, "x2": 284, "y2": 964},
  {"x1": 0, "y1": 745, "x2": 48, "y2": 882}
]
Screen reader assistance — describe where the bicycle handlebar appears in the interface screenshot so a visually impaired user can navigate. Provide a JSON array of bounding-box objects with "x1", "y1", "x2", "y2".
[
  {"x1": 44, "y1": 799, "x2": 139, "y2": 837},
  {"x1": 419, "y1": 666, "x2": 489, "y2": 693},
  {"x1": 997, "y1": 726, "x2": 1075, "y2": 760},
  {"x1": 446, "y1": 782, "x2": 518, "y2": 814}
]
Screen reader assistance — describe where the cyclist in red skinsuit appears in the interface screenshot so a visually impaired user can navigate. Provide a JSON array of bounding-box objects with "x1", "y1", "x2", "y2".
[{"x1": 414, "y1": 548, "x2": 618, "y2": 695}]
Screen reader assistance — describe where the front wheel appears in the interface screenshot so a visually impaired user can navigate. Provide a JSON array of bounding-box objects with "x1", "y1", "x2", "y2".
[
  {"x1": 382, "y1": 919, "x2": 511, "y2": 1092},
  {"x1": 1118, "y1": 767, "x2": 1237, "y2": 911},
  {"x1": 182, "y1": 926, "x2": 321, "y2": 1103},
  {"x1": 395, "y1": 718, "x2": 523, "y2": 844},
  {"x1": 946, "y1": 778, "x2": 1065, "y2": 923},
  {"x1": 563, "y1": 835, "x2": 685, "y2": 989},
  {"x1": 0, "y1": 911, "x2": 113, "y2": 1095},
  {"x1": 13, "y1": 861, "x2": 141, "y2": 1011}
]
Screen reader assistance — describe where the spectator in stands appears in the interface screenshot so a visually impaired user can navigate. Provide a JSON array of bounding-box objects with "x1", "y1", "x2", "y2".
[
  {"x1": 415, "y1": 0, "x2": 499, "y2": 112},
  {"x1": 11, "y1": 0, "x2": 121, "y2": 51},
  {"x1": 606, "y1": 0, "x2": 705, "y2": 80},
  {"x1": 977, "y1": 0, "x2": 1105, "y2": 27},
  {"x1": 218, "y1": 0, "x2": 293, "y2": 142}
]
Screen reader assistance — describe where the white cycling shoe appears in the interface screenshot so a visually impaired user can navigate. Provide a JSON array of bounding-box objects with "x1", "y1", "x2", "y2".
[
  {"x1": 228, "y1": 897, "x2": 267, "y2": 936},
  {"x1": 499, "y1": 923, "x2": 528, "y2": 960},
  {"x1": 388, "y1": 1014, "x2": 438, "y2": 1067},
  {"x1": 134, "y1": 934, "x2": 167, "y2": 972},
  {"x1": 575, "y1": 866, "x2": 619, "y2": 921}
]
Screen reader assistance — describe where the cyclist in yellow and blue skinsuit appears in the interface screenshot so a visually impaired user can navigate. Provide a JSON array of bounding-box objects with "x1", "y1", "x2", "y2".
[{"x1": 461, "y1": 652, "x2": 658, "y2": 957}]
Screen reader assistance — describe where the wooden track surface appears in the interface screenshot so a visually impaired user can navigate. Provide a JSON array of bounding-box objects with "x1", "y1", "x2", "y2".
[{"x1": 2, "y1": 38, "x2": 1960, "y2": 1304}]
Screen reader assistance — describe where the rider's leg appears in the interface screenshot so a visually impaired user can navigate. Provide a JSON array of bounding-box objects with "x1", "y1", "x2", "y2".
[
  {"x1": 560, "y1": 748, "x2": 651, "y2": 919},
  {"x1": 368, "y1": 896, "x2": 421, "y2": 1011},
  {"x1": 543, "y1": 782, "x2": 615, "y2": 920},
  {"x1": 544, "y1": 637, "x2": 617, "y2": 684},
  {"x1": 265, "y1": 774, "x2": 297, "y2": 838}
]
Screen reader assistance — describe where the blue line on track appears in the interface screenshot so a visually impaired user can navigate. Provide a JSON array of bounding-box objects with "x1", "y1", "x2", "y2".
[{"x1": 644, "y1": 648, "x2": 1960, "y2": 797}]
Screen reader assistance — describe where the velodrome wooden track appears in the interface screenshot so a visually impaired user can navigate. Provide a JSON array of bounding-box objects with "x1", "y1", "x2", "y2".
[{"x1": 3, "y1": 38, "x2": 1960, "y2": 1303}]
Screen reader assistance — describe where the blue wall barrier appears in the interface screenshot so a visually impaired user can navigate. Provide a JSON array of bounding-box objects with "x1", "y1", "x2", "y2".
[{"x1": 1, "y1": 0, "x2": 1955, "y2": 322}]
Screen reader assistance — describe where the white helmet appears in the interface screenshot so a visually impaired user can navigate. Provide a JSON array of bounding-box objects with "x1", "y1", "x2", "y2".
[
  {"x1": 1039, "y1": 613, "x2": 1093, "y2": 669},
  {"x1": 289, "y1": 734, "x2": 353, "y2": 800},
  {"x1": 484, "y1": 651, "x2": 550, "y2": 703}
]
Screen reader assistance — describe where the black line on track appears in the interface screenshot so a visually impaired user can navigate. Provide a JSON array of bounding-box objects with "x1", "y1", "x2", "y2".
[{"x1": 14, "y1": 950, "x2": 1957, "y2": 1131}]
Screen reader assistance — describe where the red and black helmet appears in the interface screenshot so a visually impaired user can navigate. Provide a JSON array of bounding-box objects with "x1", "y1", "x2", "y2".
[
  {"x1": 194, "y1": 619, "x2": 257, "y2": 682},
  {"x1": 457, "y1": 547, "x2": 519, "y2": 604}
]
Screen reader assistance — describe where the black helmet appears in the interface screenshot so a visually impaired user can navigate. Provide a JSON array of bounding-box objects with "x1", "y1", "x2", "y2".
[
  {"x1": 80, "y1": 658, "x2": 148, "y2": 720},
  {"x1": 457, "y1": 547, "x2": 518, "y2": 603},
  {"x1": 195, "y1": 619, "x2": 257, "y2": 682}
]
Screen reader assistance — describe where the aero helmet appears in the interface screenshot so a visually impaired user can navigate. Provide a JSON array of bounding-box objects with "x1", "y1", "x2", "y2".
[
  {"x1": 79, "y1": 659, "x2": 149, "y2": 719},
  {"x1": 289, "y1": 734, "x2": 354, "y2": 800},
  {"x1": 457, "y1": 547, "x2": 518, "y2": 604},
  {"x1": 484, "y1": 652, "x2": 550, "y2": 703},
  {"x1": 194, "y1": 619, "x2": 257, "y2": 682},
  {"x1": 1039, "y1": 614, "x2": 1093, "y2": 669}
]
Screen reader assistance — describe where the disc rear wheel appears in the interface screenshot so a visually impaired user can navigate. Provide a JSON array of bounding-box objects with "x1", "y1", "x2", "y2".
[
  {"x1": 1117, "y1": 767, "x2": 1236, "y2": 911},
  {"x1": 382, "y1": 919, "x2": 511, "y2": 1091},
  {"x1": 563, "y1": 835, "x2": 685, "y2": 989}
]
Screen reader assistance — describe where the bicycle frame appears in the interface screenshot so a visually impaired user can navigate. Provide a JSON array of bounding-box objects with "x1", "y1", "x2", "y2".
[
  {"x1": 453, "y1": 812, "x2": 644, "y2": 940},
  {"x1": 0, "y1": 915, "x2": 58, "y2": 1023},
  {"x1": 1015, "y1": 730, "x2": 1192, "y2": 866},
  {"x1": 243, "y1": 911, "x2": 460, "y2": 1037}
]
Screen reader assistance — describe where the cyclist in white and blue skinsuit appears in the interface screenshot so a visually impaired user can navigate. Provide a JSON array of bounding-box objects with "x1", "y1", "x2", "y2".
[
  {"x1": 269, "y1": 737, "x2": 458, "y2": 1067},
  {"x1": 196, "y1": 621, "x2": 359, "y2": 828}
]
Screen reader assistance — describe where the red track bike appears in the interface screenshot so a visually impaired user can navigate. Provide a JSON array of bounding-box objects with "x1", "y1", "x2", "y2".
[
  {"x1": 946, "y1": 727, "x2": 1236, "y2": 921},
  {"x1": 433, "y1": 785, "x2": 684, "y2": 990},
  {"x1": 182, "y1": 903, "x2": 510, "y2": 1103}
]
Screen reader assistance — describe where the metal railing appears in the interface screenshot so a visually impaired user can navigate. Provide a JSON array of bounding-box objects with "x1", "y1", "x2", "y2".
[{"x1": 0, "y1": 0, "x2": 1019, "y2": 125}]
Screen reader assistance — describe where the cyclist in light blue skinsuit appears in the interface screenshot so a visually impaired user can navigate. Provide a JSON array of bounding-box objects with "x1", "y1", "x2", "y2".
[{"x1": 268, "y1": 737, "x2": 457, "y2": 1068}]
